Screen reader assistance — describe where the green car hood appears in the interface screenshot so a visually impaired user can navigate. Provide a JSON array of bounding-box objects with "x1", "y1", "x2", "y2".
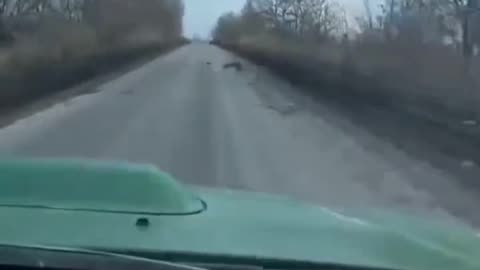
[{"x1": 0, "y1": 159, "x2": 479, "y2": 270}]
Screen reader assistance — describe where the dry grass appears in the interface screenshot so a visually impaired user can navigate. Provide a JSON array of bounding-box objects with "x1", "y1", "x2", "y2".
[
  {"x1": 0, "y1": 21, "x2": 186, "y2": 112},
  {"x1": 348, "y1": 40, "x2": 480, "y2": 114},
  {"x1": 219, "y1": 33, "x2": 480, "y2": 121}
]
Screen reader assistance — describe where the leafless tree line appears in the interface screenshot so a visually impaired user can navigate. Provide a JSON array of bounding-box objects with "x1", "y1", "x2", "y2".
[
  {"x1": 213, "y1": 0, "x2": 480, "y2": 122},
  {"x1": 0, "y1": 0, "x2": 185, "y2": 114},
  {"x1": 213, "y1": 0, "x2": 343, "y2": 42},
  {"x1": 361, "y1": 0, "x2": 480, "y2": 58},
  {"x1": 215, "y1": 0, "x2": 480, "y2": 58},
  {"x1": 0, "y1": 0, "x2": 184, "y2": 44}
]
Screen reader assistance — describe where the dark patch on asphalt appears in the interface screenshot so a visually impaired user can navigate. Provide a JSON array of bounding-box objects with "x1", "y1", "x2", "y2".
[
  {"x1": 206, "y1": 61, "x2": 212, "y2": 65},
  {"x1": 223, "y1": 61, "x2": 243, "y2": 71}
]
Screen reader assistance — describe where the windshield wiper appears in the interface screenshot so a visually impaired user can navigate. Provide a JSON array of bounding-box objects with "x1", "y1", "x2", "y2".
[{"x1": 0, "y1": 243, "x2": 207, "y2": 270}]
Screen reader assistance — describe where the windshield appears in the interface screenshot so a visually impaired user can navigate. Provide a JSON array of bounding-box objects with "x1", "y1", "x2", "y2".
[{"x1": 0, "y1": 0, "x2": 480, "y2": 269}]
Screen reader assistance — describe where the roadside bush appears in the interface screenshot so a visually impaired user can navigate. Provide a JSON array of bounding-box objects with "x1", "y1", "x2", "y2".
[
  {"x1": 0, "y1": 0, "x2": 186, "y2": 112},
  {"x1": 213, "y1": 0, "x2": 480, "y2": 133},
  {"x1": 220, "y1": 35, "x2": 480, "y2": 122},
  {"x1": 213, "y1": 0, "x2": 480, "y2": 125}
]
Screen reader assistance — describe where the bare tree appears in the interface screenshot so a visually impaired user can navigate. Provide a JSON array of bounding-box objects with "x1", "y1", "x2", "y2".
[
  {"x1": 0, "y1": 0, "x2": 10, "y2": 15},
  {"x1": 9, "y1": 0, "x2": 53, "y2": 15},
  {"x1": 58, "y1": 0, "x2": 85, "y2": 21},
  {"x1": 79, "y1": 0, "x2": 184, "y2": 44},
  {"x1": 234, "y1": 0, "x2": 341, "y2": 38},
  {"x1": 451, "y1": 0, "x2": 478, "y2": 58},
  {"x1": 363, "y1": 0, "x2": 374, "y2": 29},
  {"x1": 0, "y1": 0, "x2": 9, "y2": 43},
  {"x1": 213, "y1": 12, "x2": 241, "y2": 42}
]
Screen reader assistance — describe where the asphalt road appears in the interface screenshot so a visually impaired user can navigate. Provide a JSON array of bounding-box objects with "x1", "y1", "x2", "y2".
[{"x1": 1, "y1": 44, "x2": 479, "y2": 226}]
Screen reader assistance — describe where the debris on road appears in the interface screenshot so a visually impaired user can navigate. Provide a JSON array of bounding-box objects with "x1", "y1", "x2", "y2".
[{"x1": 223, "y1": 61, "x2": 243, "y2": 71}]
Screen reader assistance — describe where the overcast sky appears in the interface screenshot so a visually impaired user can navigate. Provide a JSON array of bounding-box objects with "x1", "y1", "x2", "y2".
[{"x1": 183, "y1": 0, "x2": 379, "y2": 38}]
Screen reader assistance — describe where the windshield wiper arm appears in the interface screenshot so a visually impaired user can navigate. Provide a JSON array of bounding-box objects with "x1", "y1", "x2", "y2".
[{"x1": 0, "y1": 243, "x2": 206, "y2": 270}]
